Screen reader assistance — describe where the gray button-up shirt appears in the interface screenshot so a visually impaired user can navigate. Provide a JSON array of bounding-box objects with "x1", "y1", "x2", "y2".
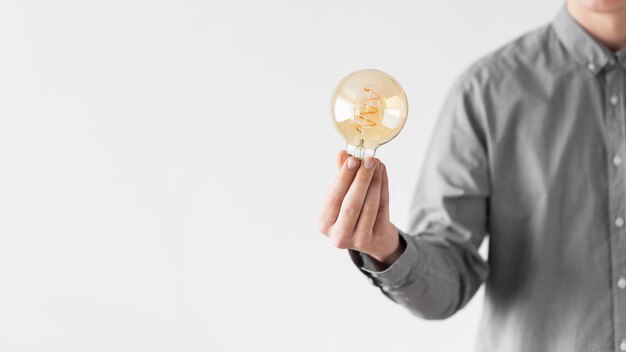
[{"x1": 348, "y1": 6, "x2": 626, "y2": 352}]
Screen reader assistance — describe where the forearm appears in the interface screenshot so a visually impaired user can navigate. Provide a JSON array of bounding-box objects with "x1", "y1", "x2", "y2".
[{"x1": 349, "y1": 229, "x2": 488, "y2": 320}]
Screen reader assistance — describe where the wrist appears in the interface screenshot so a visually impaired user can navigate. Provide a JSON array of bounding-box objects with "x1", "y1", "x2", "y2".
[{"x1": 369, "y1": 225, "x2": 406, "y2": 268}]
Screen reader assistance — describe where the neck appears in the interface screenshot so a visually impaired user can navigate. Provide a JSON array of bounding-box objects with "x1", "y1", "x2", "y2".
[{"x1": 567, "y1": 0, "x2": 626, "y2": 52}]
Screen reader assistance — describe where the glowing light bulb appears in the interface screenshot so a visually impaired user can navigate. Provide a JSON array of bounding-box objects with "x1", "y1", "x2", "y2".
[{"x1": 330, "y1": 69, "x2": 408, "y2": 159}]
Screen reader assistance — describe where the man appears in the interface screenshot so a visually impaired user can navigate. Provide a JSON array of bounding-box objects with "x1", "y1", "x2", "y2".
[{"x1": 318, "y1": 1, "x2": 626, "y2": 351}]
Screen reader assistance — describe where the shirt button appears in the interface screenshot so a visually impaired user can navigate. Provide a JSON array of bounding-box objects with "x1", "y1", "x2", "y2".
[
  {"x1": 611, "y1": 95, "x2": 620, "y2": 106},
  {"x1": 618, "y1": 277, "x2": 626, "y2": 289},
  {"x1": 609, "y1": 58, "x2": 616, "y2": 65},
  {"x1": 614, "y1": 155, "x2": 623, "y2": 166},
  {"x1": 616, "y1": 216, "x2": 625, "y2": 227},
  {"x1": 620, "y1": 339, "x2": 626, "y2": 351},
  {"x1": 588, "y1": 62, "x2": 596, "y2": 71}
]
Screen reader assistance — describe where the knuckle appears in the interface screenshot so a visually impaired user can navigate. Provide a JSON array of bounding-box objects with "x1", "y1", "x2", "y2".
[
  {"x1": 343, "y1": 202, "x2": 361, "y2": 218},
  {"x1": 330, "y1": 234, "x2": 352, "y2": 249},
  {"x1": 331, "y1": 237, "x2": 350, "y2": 249},
  {"x1": 318, "y1": 221, "x2": 330, "y2": 235},
  {"x1": 317, "y1": 211, "x2": 332, "y2": 234},
  {"x1": 327, "y1": 227, "x2": 341, "y2": 238}
]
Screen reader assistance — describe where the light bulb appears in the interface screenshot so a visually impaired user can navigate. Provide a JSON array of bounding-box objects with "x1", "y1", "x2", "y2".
[{"x1": 330, "y1": 69, "x2": 408, "y2": 159}]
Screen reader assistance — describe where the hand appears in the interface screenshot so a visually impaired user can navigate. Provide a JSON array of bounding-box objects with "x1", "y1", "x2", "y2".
[{"x1": 318, "y1": 150, "x2": 405, "y2": 268}]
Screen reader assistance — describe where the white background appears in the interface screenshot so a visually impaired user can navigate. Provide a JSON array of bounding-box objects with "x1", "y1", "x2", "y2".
[{"x1": 0, "y1": 1, "x2": 562, "y2": 351}]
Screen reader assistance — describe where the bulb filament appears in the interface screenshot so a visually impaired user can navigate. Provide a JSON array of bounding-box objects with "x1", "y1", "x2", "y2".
[{"x1": 355, "y1": 87, "x2": 381, "y2": 135}]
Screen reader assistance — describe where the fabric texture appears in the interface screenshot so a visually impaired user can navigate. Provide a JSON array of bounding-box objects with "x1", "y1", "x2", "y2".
[{"x1": 348, "y1": 5, "x2": 626, "y2": 352}]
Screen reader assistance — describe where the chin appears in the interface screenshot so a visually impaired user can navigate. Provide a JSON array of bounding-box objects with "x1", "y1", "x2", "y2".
[{"x1": 575, "y1": 0, "x2": 626, "y2": 12}]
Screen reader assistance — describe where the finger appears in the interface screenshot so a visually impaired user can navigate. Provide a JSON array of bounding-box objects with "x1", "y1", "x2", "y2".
[
  {"x1": 373, "y1": 163, "x2": 390, "y2": 235},
  {"x1": 336, "y1": 150, "x2": 349, "y2": 169},
  {"x1": 353, "y1": 161, "x2": 383, "y2": 245},
  {"x1": 334, "y1": 157, "x2": 379, "y2": 234},
  {"x1": 380, "y1": 163, "x2": 389, "y2": 217},
  {"x1": 318, "y1": 156, "x2": 361, "y2": 233}
]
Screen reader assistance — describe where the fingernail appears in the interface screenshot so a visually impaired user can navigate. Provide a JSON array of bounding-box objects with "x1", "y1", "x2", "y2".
[
  {"x1": 347, "y1": 158, "x2": 358, "y2": 169},
  {"x1": 364, "y1": 158, "x2": 375, "y2": 169}
]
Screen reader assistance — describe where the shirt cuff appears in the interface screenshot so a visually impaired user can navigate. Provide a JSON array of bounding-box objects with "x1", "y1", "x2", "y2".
[{"x1": 347, "y1": 229, "x2": 418, "y2": 287}]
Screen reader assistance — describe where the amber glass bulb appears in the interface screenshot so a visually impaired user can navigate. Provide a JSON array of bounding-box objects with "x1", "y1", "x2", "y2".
[{"x1": 330, "y1": 69, "x2": 408, "y2": 159}]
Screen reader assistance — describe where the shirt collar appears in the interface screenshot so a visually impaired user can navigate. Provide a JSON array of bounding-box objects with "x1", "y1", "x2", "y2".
[{"x1": 552, "y1": 5, "x2": 620, "y2": 74}]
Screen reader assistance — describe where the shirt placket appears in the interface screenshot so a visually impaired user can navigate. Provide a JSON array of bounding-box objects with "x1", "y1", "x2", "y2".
[{"x1": 604, "y1": 60, "x2": 626, "y2": 352}]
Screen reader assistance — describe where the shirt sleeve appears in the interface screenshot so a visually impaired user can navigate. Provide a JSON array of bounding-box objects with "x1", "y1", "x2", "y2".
[{"x1": 348, "y1": 69, "x2": 490, "y2": 320}]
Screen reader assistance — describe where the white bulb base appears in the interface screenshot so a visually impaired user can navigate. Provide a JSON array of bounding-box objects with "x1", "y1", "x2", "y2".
[{"x1": 347, "y1": 142, "x2": 376, "y2": 160}]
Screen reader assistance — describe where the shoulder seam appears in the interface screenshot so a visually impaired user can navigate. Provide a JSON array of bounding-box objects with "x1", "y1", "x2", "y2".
[{"x1": 456, "y1": 23, "x2": 553, "y2": 93}]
